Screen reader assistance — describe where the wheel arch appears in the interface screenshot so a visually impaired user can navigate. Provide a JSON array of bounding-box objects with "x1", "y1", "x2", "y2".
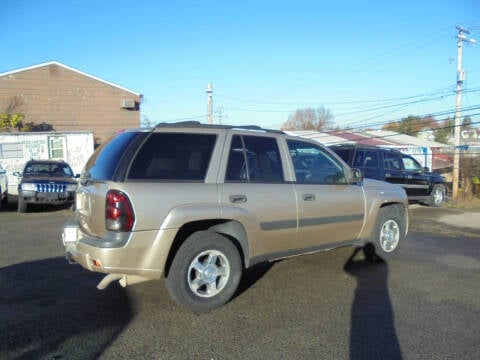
[
  {"x1": 163, "y1": 219, "x2": 249, "y2": 277},
  {"x1": 380, "y1": 202, "x2": 409, "y2": 235},
  {"x1": 361, "y1": 201, "x2": 408, "y2": 243}
]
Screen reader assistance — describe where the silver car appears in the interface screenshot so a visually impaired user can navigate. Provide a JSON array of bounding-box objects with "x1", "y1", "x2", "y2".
[{"x1": 0, "y1": 162, "x2": 7, "y2": 209}]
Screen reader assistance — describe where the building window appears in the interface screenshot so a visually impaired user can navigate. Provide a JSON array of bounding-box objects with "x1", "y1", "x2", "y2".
[
  {"x1": 49, "y1": 137, "x2": 66, "y2": 159},
  {"x1": 0, "y1": 142, "x2": 23, "y2": 159}
]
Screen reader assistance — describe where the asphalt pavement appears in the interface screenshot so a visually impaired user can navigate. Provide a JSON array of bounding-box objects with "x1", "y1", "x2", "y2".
[
  {"x1": 1, "y1": 204, "x2": 479, "y2": 360},
  {"x1": 409, "y1": 204, "x2": 480, "y2": 231}
]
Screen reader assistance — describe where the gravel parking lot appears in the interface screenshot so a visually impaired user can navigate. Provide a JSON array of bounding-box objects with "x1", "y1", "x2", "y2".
[{"x1": 1, "y1": 204, "x2": 480, "y2": 359}]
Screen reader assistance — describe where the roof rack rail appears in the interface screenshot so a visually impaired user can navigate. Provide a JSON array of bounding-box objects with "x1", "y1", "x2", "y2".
[
  {"x1": 231, "y1": 125, "x2": 284, "y2": 134},
  {"x1": 154, "y1": 121, "x2": 202, "y2": 128},
  {"x1": 153, "y1": 121, "x2": 284, "y2": 134}
]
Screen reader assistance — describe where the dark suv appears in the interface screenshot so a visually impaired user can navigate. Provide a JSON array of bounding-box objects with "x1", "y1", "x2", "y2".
[
  {"x1": 330, "y1": 144, "x2": 446, "y2": 207},
  {"x1": 15, "y1": 159, "x2": 78, "y2": 212}
]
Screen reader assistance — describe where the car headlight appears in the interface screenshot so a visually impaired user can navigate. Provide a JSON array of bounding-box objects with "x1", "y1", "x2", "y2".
[
  {"x1": 66, "y1": 184, "x2": 77, "y2": 192},
  {"x1": 21, "y1": 183, "x2": 36, "y2": 191}
]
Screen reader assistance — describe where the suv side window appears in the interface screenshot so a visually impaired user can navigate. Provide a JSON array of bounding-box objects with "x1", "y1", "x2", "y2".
[
  {"x1": 225, "y1": 135, "x2": 283, "y2": 183},
  {"x1": 363, "y1": 150, "x2": 379, "y2": 168},
  {"x1": 352, "y1": 149, "x2": 379, "y2": 169},
  {"x1": 332, "y1": 148, "x2": 352, "y2": 164},
  {"x1": 128, "y1": 133, "x2": 217, "y2": 181},
  {"x1": 353, "y1": 149, "x2": 366, "y2": 168},
  {"x1": 402, "y1": 155, "x2": 423, "y2": 171},
  {"x1": 383, "y1": 152, "x2": 403, "y2": 171},
  {"x1": 288, "y1": 140, "x2": 346, "y2": 184}
]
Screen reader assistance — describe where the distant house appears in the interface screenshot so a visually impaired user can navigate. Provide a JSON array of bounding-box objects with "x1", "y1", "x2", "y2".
[{"x1": 0, "y1": 61, "x2": 142, "y2": 145}]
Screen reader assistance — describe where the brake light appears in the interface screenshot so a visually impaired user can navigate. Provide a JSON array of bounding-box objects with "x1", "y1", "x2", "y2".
[{"x1": 106, "y1": 190, "x2": 135, "y2": 232}]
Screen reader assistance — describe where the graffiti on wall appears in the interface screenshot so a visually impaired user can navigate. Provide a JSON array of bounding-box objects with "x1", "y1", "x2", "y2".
[{"x1": 24, "y1": 139, "x2": 48, "y2": 159}]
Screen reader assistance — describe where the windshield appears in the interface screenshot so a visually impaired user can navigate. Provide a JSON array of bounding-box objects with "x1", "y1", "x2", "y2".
[{"x1": 24, "y1": 162, "x2": 74, "y2": 177}]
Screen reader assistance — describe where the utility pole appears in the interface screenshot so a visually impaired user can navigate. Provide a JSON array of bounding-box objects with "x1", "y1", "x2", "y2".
[
  {"x1": 452, "y1": 26, "x2": 476, "y2": 201},
  {"x1": 206, "y1": 82, "x2": 213, "y2": 124},
  {"x1": 217, "y1": 107, "x2": 223, "y2": 125}
]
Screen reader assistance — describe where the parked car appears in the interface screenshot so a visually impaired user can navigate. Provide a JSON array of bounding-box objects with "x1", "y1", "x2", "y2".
[
  {"x1": 0, "y1": 163, "x2": 7, "y2": 209},
  {"x1": 63, "y1": 122, "x2": 408, "y2": 312},
  {"x1": 330, "y1": 144, "x2": 446, "y2": 207},
  {"x1": 14, "y1": 159, "x2": 78, "y2": 213}
]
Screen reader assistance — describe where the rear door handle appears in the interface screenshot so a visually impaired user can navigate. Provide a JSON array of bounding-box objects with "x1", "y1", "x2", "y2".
[
  {"x1": 229, "y1": 195, "x2": 247, "y2": 203},
  {"x1": 303, "y1": 194, "x2": 316, "y2": 201}
]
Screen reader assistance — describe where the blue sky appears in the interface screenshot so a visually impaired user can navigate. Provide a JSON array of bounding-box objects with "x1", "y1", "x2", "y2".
[{"x1": 1, "y1": 0, "x2": 479, "y2": 130}]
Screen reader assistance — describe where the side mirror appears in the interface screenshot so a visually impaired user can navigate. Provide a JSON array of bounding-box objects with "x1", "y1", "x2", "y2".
[
  {"x1": 423, "y1": 167, "x2": 430, "y2": 172},
  {"x1": 75, "y1": 174, "x2": 80, "y2": 179},
  {"x1": 349, "y1": 168, "x2": 363, "y2": 184},
  {"x1": 13, "y1": 171, "x2": 22, "y2": 177}
]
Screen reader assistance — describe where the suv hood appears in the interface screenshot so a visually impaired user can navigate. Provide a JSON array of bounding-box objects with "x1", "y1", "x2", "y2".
[
  {"x1": 425, "y1": 171, "x2": 445, "y2": 182},
  {"x1": 363, "y1": 178, "x2": 407, "y2": 197}
]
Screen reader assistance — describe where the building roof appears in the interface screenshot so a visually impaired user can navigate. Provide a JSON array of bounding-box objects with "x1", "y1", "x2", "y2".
[
  {"x1": 284, "y1": 130, "x2": 347, "y2": 144},
  {"x1": 287, "y1": 129, "x2": 447, "y2": 148},
  {"x1": 0, "y1": 61, "x2": 141, "y2": 96},
  {"x1": 326, "y1": 130, "x2": 396, "y2": 146},
  {"x1": 363, "y1": 130, "x2": 447, "y2": 148}
]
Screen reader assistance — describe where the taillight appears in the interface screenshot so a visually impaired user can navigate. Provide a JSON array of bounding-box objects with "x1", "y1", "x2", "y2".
[{"x1": 106, "y1": 190, "x2": 135, "y2": 232}]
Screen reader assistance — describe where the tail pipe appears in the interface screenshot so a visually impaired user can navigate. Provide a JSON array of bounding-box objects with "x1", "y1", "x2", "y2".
[
  {"x1": 97, "y1": 274, "x2": 151, "y2": 290},
  {"x1": 65, "y1": 252, "x2": 76, "y2": 264}
]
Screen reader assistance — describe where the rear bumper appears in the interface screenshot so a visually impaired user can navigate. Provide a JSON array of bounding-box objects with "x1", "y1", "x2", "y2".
[{"x1": 62, "y1": 221, "x2": 178, "y2": 281}]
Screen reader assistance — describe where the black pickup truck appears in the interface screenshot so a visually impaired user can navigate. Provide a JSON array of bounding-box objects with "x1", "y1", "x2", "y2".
[{"x1": 330, "y1": 144, "x2": 446, "y2": 207}]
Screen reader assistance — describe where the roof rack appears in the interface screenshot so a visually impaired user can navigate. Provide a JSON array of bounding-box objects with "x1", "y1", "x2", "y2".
[{"x1": 153, "y1": 121, "x2": 284, "y2": 134}]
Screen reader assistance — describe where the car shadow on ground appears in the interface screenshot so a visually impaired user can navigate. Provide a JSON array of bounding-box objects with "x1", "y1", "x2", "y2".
[
  {"x1": 344, "y1": 245, "x2": 403, "y2": 360},
  {"x1": 234, "y1": 261, "x2": 275, "y2": 299},
  {"x1": 0, "y1": 257, "x2": 133, "y2": 360},
  {"x1": 0, "y1": 198, "x2": 73, "y2": 213}
]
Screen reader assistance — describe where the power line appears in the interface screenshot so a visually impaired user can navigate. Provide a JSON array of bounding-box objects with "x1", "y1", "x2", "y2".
[
  {"x1": 216, "y1": 87, "x2": 480, "y2": 127},
  {"x1": 215, "y1": 84, "x2": 459, "y2": 106},
  {"x1": 339, "y1": 104, "x2": 480, "y2": 131},
  {"x1": 349, "y1": 27, "x2": 451, "y2": 71}
]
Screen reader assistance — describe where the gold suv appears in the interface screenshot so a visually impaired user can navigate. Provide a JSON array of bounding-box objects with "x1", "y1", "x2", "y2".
[{"x1": 63, "y1": 122, "x2": 408, "y2": 312}]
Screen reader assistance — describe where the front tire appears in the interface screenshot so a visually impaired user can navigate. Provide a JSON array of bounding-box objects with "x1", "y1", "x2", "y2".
[
  {"x1": 370, "y1": 205, "x2": 406, "y2": 258},
  {"x1": 165, "y1": 231, "x2": 242, "y2": 313},
  {"x1": 17, "y1": 196, "x2": 27, "y2": 213}
]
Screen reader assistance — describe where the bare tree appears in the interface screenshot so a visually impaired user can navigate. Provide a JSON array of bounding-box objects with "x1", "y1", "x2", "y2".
[
  {"x1": 3, "y1": 95, "x2": 24, "y2": 113},
  {"x1": 281, "y1": 106, "x2": 333, "y2": 131}
]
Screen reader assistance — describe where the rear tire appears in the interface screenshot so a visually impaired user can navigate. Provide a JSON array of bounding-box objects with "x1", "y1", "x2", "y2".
[
  {"x1": 370, "y1": 205, "x2": 406, "y2": 258},
  {"x1": 165, "y1": 231, "x2": 242, "y2": 313}
]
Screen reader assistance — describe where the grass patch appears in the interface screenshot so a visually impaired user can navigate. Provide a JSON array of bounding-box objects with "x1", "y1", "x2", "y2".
[{"x1": 445, "y1": 197, "x2": 480, "y2": 209}]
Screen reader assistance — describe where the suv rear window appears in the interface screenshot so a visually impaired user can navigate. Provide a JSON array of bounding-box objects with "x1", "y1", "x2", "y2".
[
  {"x1": 128, "y1": 133, "x2": 217, "y2": 181},
  {"x1": 83, "y1": 131, "x2": 138, "y2": 181}
]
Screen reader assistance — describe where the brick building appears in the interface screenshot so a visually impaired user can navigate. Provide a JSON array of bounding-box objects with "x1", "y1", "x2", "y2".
[{"x1": 0, "y1": 61, "x2": 142, "y2": 145}]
